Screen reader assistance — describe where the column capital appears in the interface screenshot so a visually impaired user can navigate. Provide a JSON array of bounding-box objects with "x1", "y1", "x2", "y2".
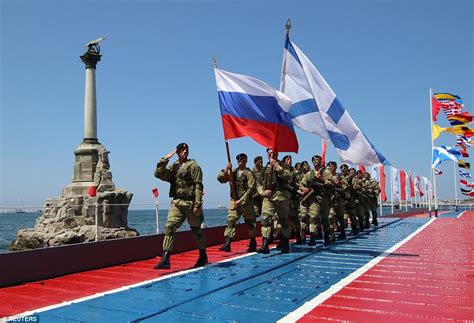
[{"x1": 80, "y1": 49, "x2": 102, "y2": 69}]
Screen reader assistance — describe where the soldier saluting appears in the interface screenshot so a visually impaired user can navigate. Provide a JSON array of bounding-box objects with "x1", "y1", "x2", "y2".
[{"x1": 153, "y1": 143, "x2": 208, "y2": 269}]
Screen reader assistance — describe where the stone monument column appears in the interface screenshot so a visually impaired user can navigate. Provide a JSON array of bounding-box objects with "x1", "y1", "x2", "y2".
[
  {"x1": 83, "y1": 52, "x2": 99, "y2": 143},
  {"x1": 63, "y1": 40, "x2": 105, "y2": 196}
]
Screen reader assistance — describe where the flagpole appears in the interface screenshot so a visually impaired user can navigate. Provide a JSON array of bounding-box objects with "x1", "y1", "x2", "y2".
[
  {"x1": 390, "y1": 166, "x2": 394, "y2": 214},
  {"x1": 214, "y1": 57, "x2": 237, "y2": 201},
  {"x1": 453, "y1": 160, "x2": 458, "y2": 209},
  {"x1": 378, "y1": 166, "x2": 383, "y2": 216},
  {"x1": 430, "y1": 88, "x2": 438, "y2": 217}
]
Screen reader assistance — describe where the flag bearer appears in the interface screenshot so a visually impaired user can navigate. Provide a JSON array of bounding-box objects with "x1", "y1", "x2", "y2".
[
  {"x1": 217, "y1": 153, "x2": 258, "y2": 252},
  {"x1": 153, "y1": 143, "x2": 207, "y2": 269},
  {"x1": 256, "y1": 148, "x2": 292, "y2": 254}
]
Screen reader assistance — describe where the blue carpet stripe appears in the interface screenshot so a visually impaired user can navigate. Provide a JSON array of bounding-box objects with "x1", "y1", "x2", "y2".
[{"x1": 36, "y1": 218, "x2": 429, "y2": 322}]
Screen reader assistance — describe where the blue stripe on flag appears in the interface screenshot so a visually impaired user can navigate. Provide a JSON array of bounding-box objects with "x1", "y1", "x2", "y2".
[
  {"x1": 327, "y1": 97, "x2": 345, "y2": 124},
  {"x1": 285, "y1": 38, "x2": 302, "y2": 67},
  {"x1": 288, "y1": 98, "x2": 319, "y2": 119},
  {"x1": 218, "y1": 91, "x2": 293, "y2": 130},
  {"x1": 328, "y1": 130, "x2": 350, "y2": 151}
]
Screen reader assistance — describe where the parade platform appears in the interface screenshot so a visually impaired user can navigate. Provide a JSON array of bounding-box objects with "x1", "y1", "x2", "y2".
[{"x1": 1, "y1": 210, "x2": 473, "y2": 322}]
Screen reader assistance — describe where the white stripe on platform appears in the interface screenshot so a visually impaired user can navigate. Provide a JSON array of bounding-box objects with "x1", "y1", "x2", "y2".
[
  {"x1": 457, "y1": 211, "x2": 466, "y2": 218},
  {"x1": 278, "y1": 218, "x2": 436, "y2": 323},
  {"x1": 2, "y1": 250, "x2": 261, "y2": 321}
]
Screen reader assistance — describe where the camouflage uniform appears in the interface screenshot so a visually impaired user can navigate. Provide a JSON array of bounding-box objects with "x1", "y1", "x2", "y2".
[
  {"x1": 217, "y1": 167, "x2": 257, "y2": 243},
  {"x1": 288, "y1": 167, "x2": 301, "y2": 242},
  {"x1": 344, "y1": 173, "x2": 360, "y2": 234},
  {"x1": 329, "y1": 173, "x2": 349, "y2": 240},
  {"x1": 368, "y1": 178, "x2": 381, "y2": 225},
  {"x1": 256, "y1": 161, "x2": 292, "y2": 253},
  {"x1": 352, "y1": 175, "x2": 368, "y2": 230},
  {"x1": 252, "y1": 165, "x2": 265, "y2": 216},
  {"x1": 300, "y1": 167, "x2": 333, "y2": 245},
  {"x1": 154, "y1": 158, "x2": 206, "y2": 252}
]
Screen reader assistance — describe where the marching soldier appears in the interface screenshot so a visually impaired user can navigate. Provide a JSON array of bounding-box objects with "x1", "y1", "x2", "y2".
[
  {"x1": 217, "y1": 153, "x2": 258, "y2": 252},
  {"x1": 327, "y1": 161, "x2": 348, "y2": 240},
  {"x1": 283, "y1": 155, "x2": 302, "y2": 244},
  {"x1": 342, "y1": 165, "x2": 360, "y2": 235},
  {"x1": 299, "y1": 155, "x2": 333, "y2": 246},
  {"x1": 153, "y1": 143, "x2": 208, "y2": 269},
  {"x1": 256, "y1": 148, "x2": 292, "y2": 254},
  {"x1": 352, "y1": 170, "x2": 368, "y2": 230},
  {"x1": 366, "y1": 173, "x2": 381, "y2": 226},
  {"x1": 252, "y1": 156, "x2": 264, "y2": 216}
]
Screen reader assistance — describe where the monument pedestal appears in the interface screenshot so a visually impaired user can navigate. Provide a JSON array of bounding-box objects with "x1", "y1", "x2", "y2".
[{"x1": 62, "y1": 141, "x2": 105, "y2": 197}]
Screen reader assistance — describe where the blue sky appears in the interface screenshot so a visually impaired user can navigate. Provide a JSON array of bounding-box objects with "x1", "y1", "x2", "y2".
[{"x1": 1, "y1": 0, "x2": 472, "y2": 209}]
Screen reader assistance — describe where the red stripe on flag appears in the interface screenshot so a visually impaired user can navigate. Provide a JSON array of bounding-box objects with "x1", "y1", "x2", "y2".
[{"x1": 221, "y1": 115, "x2": 299, "y2": 153}]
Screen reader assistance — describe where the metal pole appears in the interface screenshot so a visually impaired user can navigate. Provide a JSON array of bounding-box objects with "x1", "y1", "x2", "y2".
[
  {"x1": 453, "y1": 160, "x2": 458, "y2": 210},
  {"x1": 154, "y1": 200, "x2": 160, "y2": 234},
  {"x1": 430, "y1": 88, "x2": 438, "y2": 216},
  {"x1": 94, "y1": 203, "x2": 99, "y2": 242},
  {"x1": 379, "y1": 166, "x2": 383, "y2": 216},
  {"x1": 390, "y1": 166, "x2": 394, "y2": 214}
]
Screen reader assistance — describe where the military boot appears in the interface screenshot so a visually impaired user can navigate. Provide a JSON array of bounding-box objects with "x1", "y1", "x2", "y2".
[
  {"x1": 315, "y1": 227, "x2": 323, "y2": 240},
  {"x1": 337, "y1": 228, "x2": 347, "y2": 241},
  {"x1": 257, "y1": 238, "x2": 270, "y2": 254},
  {"x1": 194, "y1": 249, "x2": 208, "y2": 268},
  {"x1": 219, "y1": 237, "x2": 231, "y2": 252},
  {"x1": 153, "y1": 250, "x2": 171, "y2": 270},
  {"x1": 324, "y1": 233, "x2": 335, "y2": 246},
  {"x1": 275, "y1": 234, "x2": 283, "y2": 250},
  {"x1": 372, "y1": 217, "x2": 379, "y2": 226},
  {"x1": 364, "y1": 220, "x2": 370, "y2": 229},
  {"x1": 299, "y1": 229, "x2": 306, "y2": 244},
  {"x1": 295, "y1": 231, "x2": 302, "y2": 244},
  {"x1": 247, "y1": 238, "x2": 257, "y2": 252},
  {"x1": 281, "y1": 236, "x2": 290, "y2": 254},
  {"x1": 307, "y1": 232, "x2": 316, "y2": 246}
]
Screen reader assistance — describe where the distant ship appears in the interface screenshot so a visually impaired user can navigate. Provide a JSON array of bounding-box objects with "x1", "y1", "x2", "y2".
[
  {"x1": 217, "y1": 205, "x2": 227, "y2": 209},
  {"x1": 14, "y1": 209, "x2": 26, "y2": 213}
]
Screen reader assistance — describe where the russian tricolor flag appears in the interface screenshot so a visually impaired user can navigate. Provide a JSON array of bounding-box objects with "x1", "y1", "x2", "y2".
[{"x1": 215, "y1": 68, "x2": 298, "y2": 153}]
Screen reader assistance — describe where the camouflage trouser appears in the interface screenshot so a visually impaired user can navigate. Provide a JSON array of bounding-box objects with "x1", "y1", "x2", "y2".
[
  {"x1": 300, "y1": 198, "x2": 320, "y2": 234},
  {"x1": 369, "y1": 196, "x2": 378, "y2": 220},
  {"x1": 363, "y1": 202, "x2": 371, "y2": 225},
  {"x1": 162, "y1": 199, "x2": 206, "y2": 251},
  {"x1": 345, "y1": 198, "x2": 360, "y2": 232},
  {"x1": 253, "y1": 195, "x2": 262, "y2": 217},
  {"x1": 224, "y1": 199, "x2": 257, "y2": 239},
  {"x1": 329, "y1": 198, "x2": 346, "y2": 236},
  {"x1": 355, "y1": 200, "x2": 366, "y2": 229},
  {"x1": 288, "y1": 199, "x2": 300, "y2": 235},
  {"x1": 261, "y1": 198, "x2": 290, "y2": 239}
]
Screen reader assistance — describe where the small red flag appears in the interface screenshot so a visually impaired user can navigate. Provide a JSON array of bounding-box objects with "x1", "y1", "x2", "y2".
[
  {"x1": 358, "y1": 165, "x2": 366, "y2": 173},
  {"x1": 321, "y1": 139, "x2": 327, "y2": 166},
  {"x1": 152, "y1": 188, "x2": 159, "y2": 198},
  {"x1": 399, "y1": 170, "x2": 407, "y2": 201},
  {"x1": 432, "y1": 96, "x2": 441, "y2": 122},
  {"x1": 380, "y1": 166, "x2": 387, "y2": 202},
  {"x1": 87, "y1": 186, "x2": 97, "y2": 197}
]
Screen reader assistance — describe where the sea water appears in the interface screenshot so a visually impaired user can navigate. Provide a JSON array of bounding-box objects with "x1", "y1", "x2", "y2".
[{"x1": 0, "y1": 206, "x2": 416, "y2": 254}]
